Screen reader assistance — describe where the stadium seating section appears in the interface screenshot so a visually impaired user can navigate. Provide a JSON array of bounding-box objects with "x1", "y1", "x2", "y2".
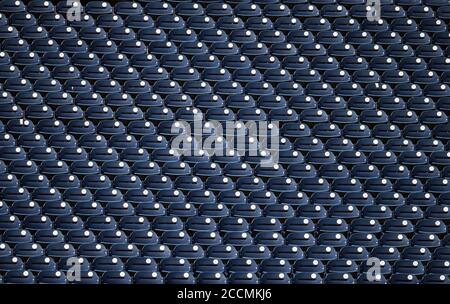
[{"x1": 0, "y1": 0, "x2": 450, "y2": 284}]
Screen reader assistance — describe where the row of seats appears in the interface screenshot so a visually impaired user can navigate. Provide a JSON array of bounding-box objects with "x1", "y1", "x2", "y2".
[
  {"x1": 4, "y1": 255, "x2": 450, "y2": 272},
  {"x1": 2, "y1": 104, "x2": 450, "y2": 123},
  {"x1": 2, "y1": 269, "x2": 449, "y2": 284},
  {"x1": 1, "y1": 1, "x2": 449, "y2": 18},
  {"x1": 2, "y1": 195, "x2": 450, "y2": 214},
  {"x1": 0, "y1": 214, "x2": 449, "y2": 235},
  {"x1": 2, "y1": 232, "x2": 450, "y2": 252}
]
